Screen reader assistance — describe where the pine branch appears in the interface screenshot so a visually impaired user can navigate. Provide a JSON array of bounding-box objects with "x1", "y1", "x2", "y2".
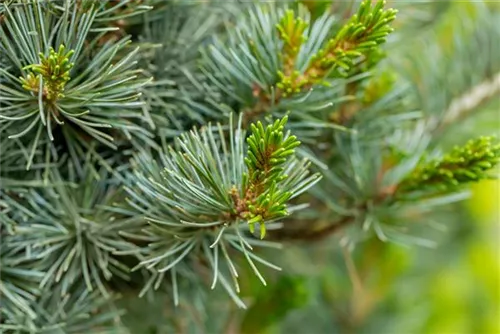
[
  {"x1": 238, "y1": 116, "x2": 302, "y2": 238},
  {"x1": 398, "y1": 136, "x2": 500, "y2": 192},
  {"x1": 273, "y1": 131, "x2": 500, "y2": 244},
  {"x1": 1, "y1": 282, "x2": 124, "y2": 333},
  {"x1": 0, "y1": 0, "x2": 152, "y2": 170},
  {"x1": 434, "y1": 71, "x2": 500, "y2": 134},
  {"x1": 0, "y1": 237, "x2": 44, "y2": 321},
  {"x1": 138, "y1": 1, "x2": 234, "y2": 133},
  {"x1": 120, "y1": 114, "x2": 320, "y2": 306},
  {"x1": 202, "y1": 0, "x2": 397, "y2": 121},
  {"x1": 2, "y1": 0, "x2": 500, "y2": 331},
  {"x1": 5, "y1": 165, "x2": 137, "y2": 300},
  {"x1": 277, "y1": 0, "x2": 397, "y2": 95}
]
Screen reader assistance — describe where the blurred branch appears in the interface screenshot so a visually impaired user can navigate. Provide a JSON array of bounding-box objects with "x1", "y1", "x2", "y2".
[
  {"x1": 342, "y1": 245, "x2": 364, "y2": 296},
  {"x1": 270, "y1": 193, "x2": 389, "y2": 242},
  {"x1": 342, "y1": 245, "x2": 374, "y2": 326},
  {"x1": 435, "y1": 71, "x2": 500, "y2": 134},
  {"x1": 269, "y1": 204, "x2": 362, "y2": 242},
  {"x1": 292, "y1": 214, "x2": 355, "y2": 242}
]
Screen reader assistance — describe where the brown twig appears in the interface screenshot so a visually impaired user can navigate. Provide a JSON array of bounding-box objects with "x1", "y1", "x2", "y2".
[
  {"x1": 267, "y1": 212, "x2": 355, "y2": 242},
  {"x1": 269, "y1": 187, "x2": 394, "y2": 242}
]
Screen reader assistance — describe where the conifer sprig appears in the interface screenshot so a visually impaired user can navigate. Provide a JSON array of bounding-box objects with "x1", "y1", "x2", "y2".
[
  {"x1": 0, "y1": 0, "x2": 152, "y2": 170},
  {"x1": 202, "y1": 0, "x2": 397, "y2": 118},
  {"x1": 308, "y1": 0, "x2": 397, "y2": 74},
  {"x1": 288, "y1": 132, "x2": 500, "y2": 246},
  {"x1": 277, "y1": 0, "x2": 397, "y2": 95},
  {"x1": 121, "y1": 115, "x2": 319, "y2": 306},
  {"x1": 399, "y1": 136, "x2": 500, "y2": 192},
  {"x1": 276, "y1": 10, "x2": 308, "y2": 77},
  {"x1": 20, "y1": 45, "x2": 74, "y2": 103},
  {"x1": 241, "y1": 116, "x2": 302, "y2": 238},
  {"x1": 8, "y1": 167, "x2": 136, "y2": 299}
]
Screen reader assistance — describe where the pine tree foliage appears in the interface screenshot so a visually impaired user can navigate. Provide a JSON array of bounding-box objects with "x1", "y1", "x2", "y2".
[
  {"x1": 2, "y1": 282, "x2": 123, "y2": 333},
  {"x1": 137, "y1": 1, "x2": 238, "y2": 134},
  {"x1": 121, "y1": 114, "x2": 319, "y2": 306},
  {"x1": 242, "y1": 116, "x2": 312, "y2": 238},
  {"x1": 0, "y1": 0, "x2": 152, "y2": 170},
  {"x1": 11, "y1": 167, "x2": 135, "y2": 299},
  {"x1": 0, "y1": 237, "x2": 43, "y2": 321},
  {"x1": 201, "y1": 0, "x2": 396, "y2": 124},
  {"x1": 399, "y1": 136, "x2": 500, "y2": 192},
  {"x1": 1, "y1": 0, "x2": 499, "y2": 332}
]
